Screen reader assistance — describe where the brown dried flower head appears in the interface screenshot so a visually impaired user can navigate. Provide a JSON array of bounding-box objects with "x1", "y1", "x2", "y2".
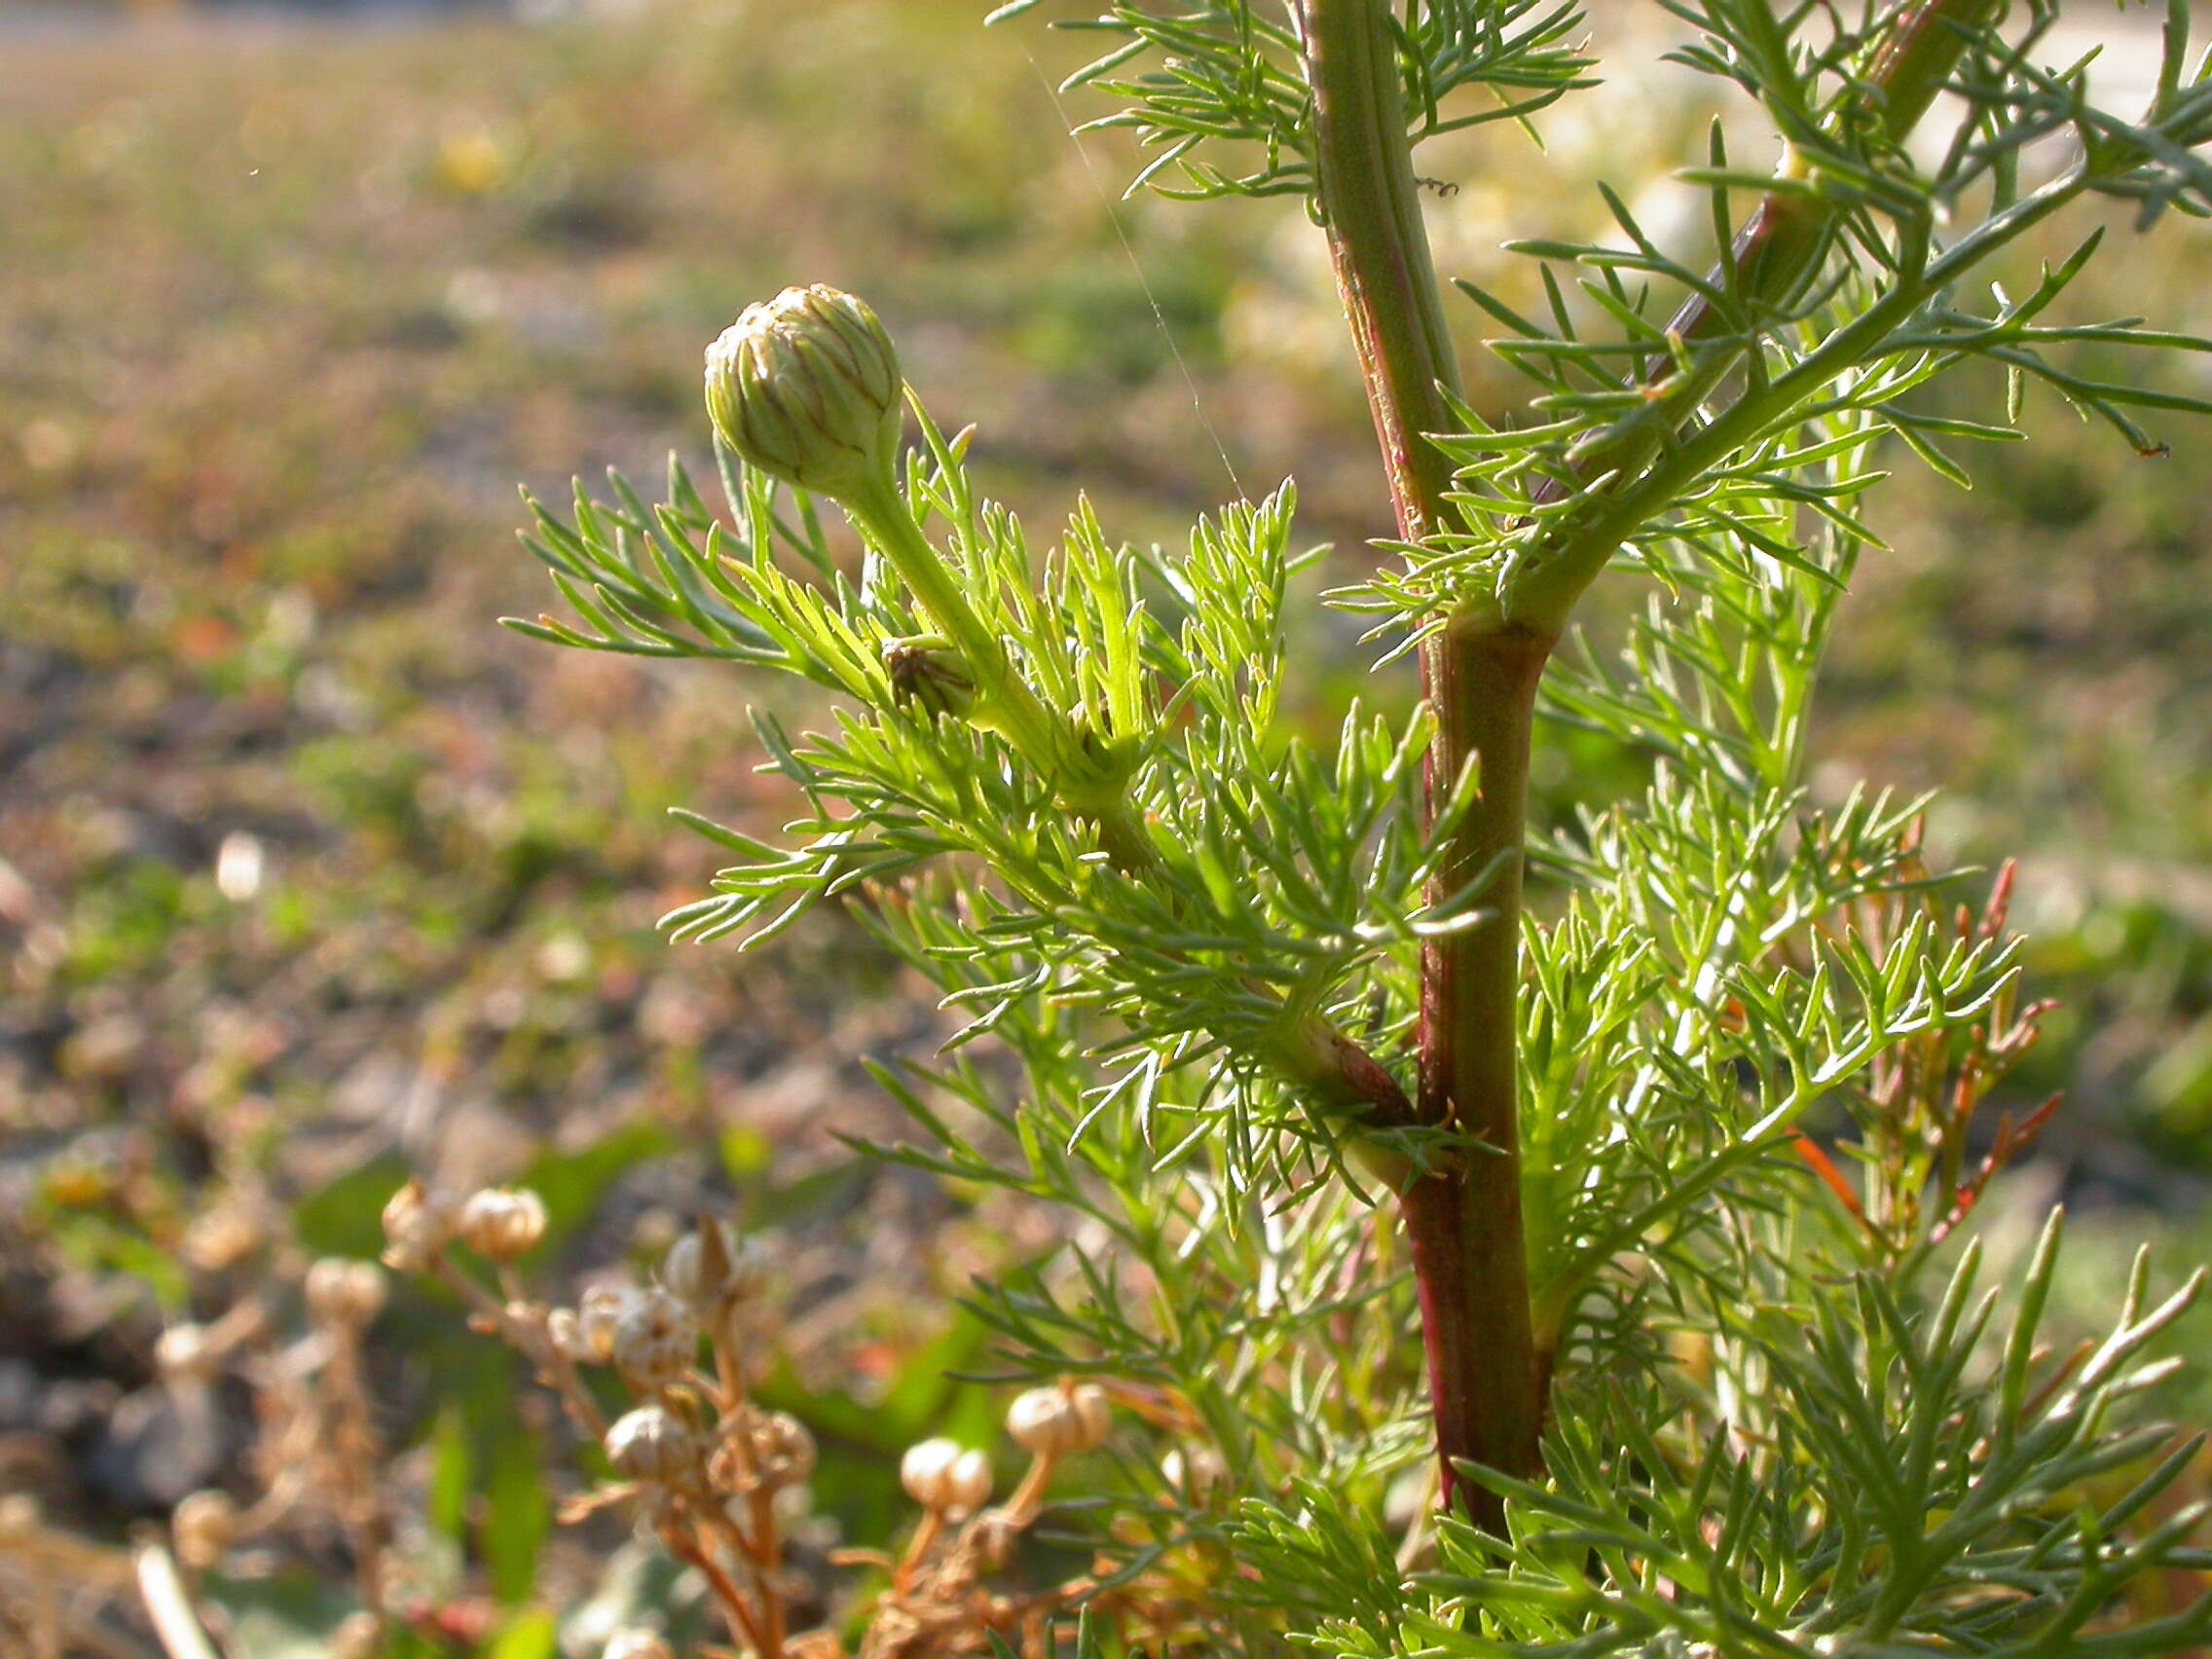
[{"x1": 460, "y1": 1186, "x2": 548, "y2": 1261}]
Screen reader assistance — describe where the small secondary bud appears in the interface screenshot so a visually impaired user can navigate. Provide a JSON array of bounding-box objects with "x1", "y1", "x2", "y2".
[
  {"x1": 605, "y1": 1632, "x2": 675, "y2": 1659},
  {"x1": 459, "y1": 1187, "x2": 547, "y2": 1261},
  {"x1": 171, "y1": 1489, "x2": 239, "y2": 1570},
  {"x1": 1004, "y1": 1382, "x2": 1111, "y2": 1458},
  {"x1": 704, "y1": 284, "x2": 903, "y2": 498},
  {"x1": 884, "y1": 637, "x2": 977, "y2": 721},
  {"x1": 305, "y1": 1258, "x2": 387, "y2": 1328},
  {"x1": 901, "y1": 1438, "x2": 991, "y2": 1515},
  {"x1": 604, "y1": 1405, "x2": 699, "y2": 1484},
  {"x1": 611, "y1": 1287, "x2": 696, "y2": 1386},
  {"x1": 381, "y1": 1179, "x2": 460, "y2": 1272}
]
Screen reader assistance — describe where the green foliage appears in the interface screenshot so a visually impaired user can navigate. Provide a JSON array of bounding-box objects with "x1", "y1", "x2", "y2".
[
  {"x1": 509, "y1": 1, "x2": 2212, "y2": 1653},
  {"x1": 984, "y1": 0, "x2": 1591, "y2": 200}
]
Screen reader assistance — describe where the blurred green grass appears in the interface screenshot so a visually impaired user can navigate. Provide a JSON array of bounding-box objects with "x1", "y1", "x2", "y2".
[{"x1": 4, "y1": 0, "x2": 2212, "y2": 1573}]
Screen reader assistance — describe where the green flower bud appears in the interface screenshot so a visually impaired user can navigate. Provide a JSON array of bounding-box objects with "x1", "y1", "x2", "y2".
[
  {"x1": 884, "y1": 635, "x2": 977, "y2": 721},
  {"x1": 704, "y1": 284, "x2": 903, "y2": 498}
]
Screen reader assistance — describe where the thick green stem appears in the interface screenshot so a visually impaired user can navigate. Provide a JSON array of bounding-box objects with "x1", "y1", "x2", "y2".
[{"x1": 1301, "y1": 0, "x2": 1545, "y2": 1527}]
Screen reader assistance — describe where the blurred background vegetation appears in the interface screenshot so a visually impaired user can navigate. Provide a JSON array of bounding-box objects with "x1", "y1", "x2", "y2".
[{"x1": 2, "y1": 0, "x2": 2210, "y2": 1644}]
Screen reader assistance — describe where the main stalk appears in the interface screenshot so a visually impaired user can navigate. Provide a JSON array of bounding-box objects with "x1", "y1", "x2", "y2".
[{"x1": 1298, "y1": 0, "x2": 1546, "y2": 1526}]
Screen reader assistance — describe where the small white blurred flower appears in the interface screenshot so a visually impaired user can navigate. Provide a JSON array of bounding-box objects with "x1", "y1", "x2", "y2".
[
  {"x1": 214, "y1": 831, "x2": 266, "y2": 902},
  {"x1": 155, "y1": 1324, "x2": 219, "y2": 1385}
]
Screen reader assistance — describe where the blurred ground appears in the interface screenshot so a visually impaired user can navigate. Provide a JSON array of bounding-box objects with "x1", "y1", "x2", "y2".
[{"x1": 3, "y1": 0, "x2": 2212, "y2": 1589}]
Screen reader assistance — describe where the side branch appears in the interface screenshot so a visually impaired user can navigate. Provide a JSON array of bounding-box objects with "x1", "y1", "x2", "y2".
[{"x1": 1510, "y1": 0, "x2": 2006, "y2": 627}]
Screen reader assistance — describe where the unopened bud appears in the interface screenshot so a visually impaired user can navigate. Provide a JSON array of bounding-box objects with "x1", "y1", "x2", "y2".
[
  {"x1": 1005, "y1": 1382, "x2": 1111, "y2": 1458},
  {"x1": 605, "y1": 1632, "x2": 675, "y2": 1659},
  {"x1": 704, "y1": 284, "x2": 903, "y2": 498},
  {"x1": 381, "y1": 1178, "x2": 461, "y2": 1272},
  {"x1": 304, "y1": 1258, "x2": 387, "y2": 1328},
  {"x1": 884, "y1": 637, "x2": 977, "y2": 722},
  {"x1": 459, "y1": 1187, "x2": 547, "y2": 1261},
  {"x1": 901, "y1": 1438, "x2": 991, "y2": 1515},
  {"x1": 610, "y1": 1287, "x2": 695, "y2": 1386},
  {"x1": 172, "y1": 1489, "x2": 239, "y2": 1570},
  {"x1": 604, "y1": 1405, "x2": 699, "y2": 1484}
]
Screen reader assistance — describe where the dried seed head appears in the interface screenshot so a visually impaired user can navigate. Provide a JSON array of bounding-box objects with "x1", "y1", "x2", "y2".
[
  {"x1": 1004, "y1": 1382, "x2": 1111, "y2": 1458},
  {"x1": 604, "y1": 1632, "x2": 675, "y2": 1659},
  {"x1": 547, "y1": 1307, "x2": 592, "y2": 1362},
  {"x1": 704, "y1": 284, "x2": 903, "y2": 498},
  {"x1": 171, "y1": 1489, "x2": 239, "y2": 1570},
  {"x1": 901, "y1": 1438, "x2": 991, "y2": 1515},
  {"x1": 754, "y1": 1411, "x2": 817, "y2": 1485},
  {"x1": 381, "y1": 1178, "x2": 461, "y2": 1272},
  {"x1": 304, "y1": 1257, "x2": 387, "y2": 1328},
  {"x1": 660, "y1": 1219, "x2": 763, "y2": 1315},
  {"x1": 155, "y1": 1323, "x2": 219, "y2": 1385},
  {"x1": 459, "y1": 1186, "x2": 547, "y2": 1261},
  {"x1": 183, "y1": 1203, "x2": 263, "y2": 1272},
  {"x1": 603, "y1": 1405, "x2": 699, "y2": 1484},
  {"x1": 575, "y1": 1283, "x2": 639, "y2": 1363},
  {"x1": 610, "y1": 1287, "x2": 696, "y2": 1386}
]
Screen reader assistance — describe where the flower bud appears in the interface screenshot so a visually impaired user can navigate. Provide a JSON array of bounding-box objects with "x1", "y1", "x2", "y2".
[
  {"x1": 901, "y1": 1438, "x2": 991, "y2": 1515},
  {"x1": 381, "y1": 1178, "x2": 461, "y2": 1272},
  {"x1": 884, "y1": 637, "x2": 977, "y2": 722},
  {"x1": 1005, "y1": 1382, "x2": 1111, "y2": 1459},
  {"x1": 459, "y1": 1187, "x2": 547, "y2": 1261},
  {"x1": 605, "y1": 1632, "x2": 675, "y2": 1659},
  {"x1": 704, "y1": 285, "x2": 903, "y2": 498},
  {"x1": 305, "y1": 1258, "x2": 387, "y2": 1328},
  {"x1": 610, "y1": 1287, "x2": 695, "y2": 1386},
  {"x1": 172, "y1": 1489, "x2": 239, "y2": 1570},
  {"x1": 604, "y1": 1405, "x2": 699, "y2": 1484}
]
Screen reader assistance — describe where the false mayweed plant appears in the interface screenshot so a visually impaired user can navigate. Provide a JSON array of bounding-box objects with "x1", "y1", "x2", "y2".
[{"x1": 501, "y1": 1, "x2": 2212, "y2": 1652}]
